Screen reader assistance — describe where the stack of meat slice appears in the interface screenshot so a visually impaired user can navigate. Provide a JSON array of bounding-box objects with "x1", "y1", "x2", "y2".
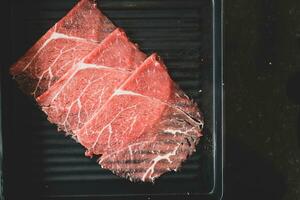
[{"x1": 10, "y1": 0, "x2": 204, "y2": 182}]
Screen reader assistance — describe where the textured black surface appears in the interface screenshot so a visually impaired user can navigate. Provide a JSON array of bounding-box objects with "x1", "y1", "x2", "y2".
[
  {"x1": 1, "y1": 0, "x2": 222, "y2": 199},
  {"x1": 224, "y1": 0, "x2": 300, "y2": 200}
]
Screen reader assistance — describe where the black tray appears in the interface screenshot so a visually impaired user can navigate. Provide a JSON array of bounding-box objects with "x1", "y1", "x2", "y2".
[{"x1": 0, "y1": 0, "x2": 223, "y2": 199}]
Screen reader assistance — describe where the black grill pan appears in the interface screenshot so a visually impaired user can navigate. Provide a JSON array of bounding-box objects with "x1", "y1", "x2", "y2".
[{"x1": 0, "y1": 0, "x2": 223, "y2": 199}]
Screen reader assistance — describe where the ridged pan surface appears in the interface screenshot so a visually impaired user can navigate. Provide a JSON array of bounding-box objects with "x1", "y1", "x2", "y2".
[{"x1": 3, "y1": 0, "x2": 215, "y2": 199}]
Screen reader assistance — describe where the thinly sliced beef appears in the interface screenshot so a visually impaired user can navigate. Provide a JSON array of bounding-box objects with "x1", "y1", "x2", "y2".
[
  {"x1": 10, "y1": 0, "x2": 204, "y2": 182},
  {"x1": 10, "y1": 0, "x2": 116, "y2": 97},
  {"x1": 99, "y1": 103, "x2": 202, "y2": 182},
  {"x1": 75, "y1": 54, "x2": 203, "y2": 181},
  {"x1": 36, "y1": 28, "x2": 146, "y2": 134}
]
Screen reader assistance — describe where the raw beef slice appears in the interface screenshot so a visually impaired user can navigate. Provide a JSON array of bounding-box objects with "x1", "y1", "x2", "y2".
[
  {"x1": 36, "y1": 28, "x2": 146, "y2": 134},
  {"x1": 10, "y1": 0, "x2": 204, "y2": 182},
  {"x1": 75, "y1": 53, "x2": 203, "y2": 182},
  {"x1": 10, "y1": 0, "x2": 115, "y2": 97}
]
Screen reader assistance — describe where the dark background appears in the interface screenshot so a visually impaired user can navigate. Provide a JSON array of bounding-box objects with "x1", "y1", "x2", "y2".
[{"x1": 224, "y1": 0, "x2": 300, "y2": 199}]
